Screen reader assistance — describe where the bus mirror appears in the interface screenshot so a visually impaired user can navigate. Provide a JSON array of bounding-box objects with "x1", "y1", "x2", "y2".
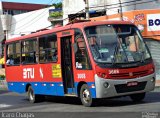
[{"x1": 73, "y1": 43, "x2": 78, "y2": 53}]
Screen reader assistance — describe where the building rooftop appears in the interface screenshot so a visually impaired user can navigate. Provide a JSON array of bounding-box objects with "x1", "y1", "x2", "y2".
[{"x1": 2, "y1": 1, "x2": 48, "y2": 11}]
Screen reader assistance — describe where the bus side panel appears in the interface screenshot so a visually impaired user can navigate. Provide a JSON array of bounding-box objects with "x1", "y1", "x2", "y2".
[
  {"x1": 7, "y1": 82, "x2": 65, "y2": 96},
  {"x1": 7, "y1": 82, "x2": 26, "y2": 93},
  {"x1": 32, "y1": 82, "x2": 64, "y2": 96},
  {"x1": 73, "y1": 70, "x2": 96, "y2": 98},
  {"x1": 6, "y1": 63, "x2": 65, "y2": 96}
]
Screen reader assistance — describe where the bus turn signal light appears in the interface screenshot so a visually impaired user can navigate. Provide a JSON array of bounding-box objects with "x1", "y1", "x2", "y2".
[{"x1": 97, "y1": 72, "x2": 107, "y2": 78}]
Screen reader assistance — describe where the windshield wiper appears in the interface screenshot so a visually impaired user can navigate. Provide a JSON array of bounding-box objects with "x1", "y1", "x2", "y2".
[
  {"x1": 139, "y1": 51, "x2": 145, "y2": 62},
  {"x1": 111, "y1": 44, "x2": 119, "y2": 65}
]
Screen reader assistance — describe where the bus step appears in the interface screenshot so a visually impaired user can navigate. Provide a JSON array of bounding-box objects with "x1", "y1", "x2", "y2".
[{"x1": 64, "y1": 94, "x2": 77, "y2": 97}]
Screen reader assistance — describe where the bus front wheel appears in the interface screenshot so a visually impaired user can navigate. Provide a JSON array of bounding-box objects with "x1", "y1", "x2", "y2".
[
  {"x1": 130, "y1": 92, "x2": 146, "y2": 102},
  {"x1": 80, "y1": 84, "x2": 94, "y2": 107}
]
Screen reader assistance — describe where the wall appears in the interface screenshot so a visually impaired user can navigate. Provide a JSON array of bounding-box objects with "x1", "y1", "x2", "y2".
[
  {"x1": 63, "y1": 0, "x2": 85, "y2": 25},
  {"x1": 63, "y1": 0, "x2": 160, "y2": 25},
  {"x1": 8, "y1": 6, "x2": 54, "y2": 39}
]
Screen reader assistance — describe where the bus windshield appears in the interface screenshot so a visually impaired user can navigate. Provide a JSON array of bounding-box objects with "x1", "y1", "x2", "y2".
[{"x1": 85, "y1": 24, "x2": 151, "y2": 63}]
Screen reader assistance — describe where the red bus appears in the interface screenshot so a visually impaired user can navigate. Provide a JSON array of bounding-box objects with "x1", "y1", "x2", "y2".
[{"x1": 5, "y1": 21, "x2": 156, "y2": 107}]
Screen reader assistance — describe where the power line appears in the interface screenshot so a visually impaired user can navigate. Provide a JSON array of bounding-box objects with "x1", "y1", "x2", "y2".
[
  {"x1": 104, "y1": 0, "x2": 155, "y2": 10},
  {"x1": 13, "y1": 0, "x2": 60, "y2": 33},
  {"x1": 0, "y1": 0, "x2": 59, "y2": 38},
  {"x1": 3, "y1": 0, "x2": 54, "y2": 32},
  {"x1": 90, "y1": 0, "x2": 156, "y2": 9},
  {"x1": 11, "y1": 8, "x2": 85, "y2": 34},
  {"x1": 1, "y1": 0, "x2": 158, "y2": 38},
  {"x1": 10, "y1": 0, "x2": 57, "y2": 32},
  {"x1": 43, "y1": 8, "x2": 85, "y2": 29}
]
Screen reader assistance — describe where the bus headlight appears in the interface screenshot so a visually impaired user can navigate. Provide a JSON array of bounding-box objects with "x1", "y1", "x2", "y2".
[
  {"x1": 151, "y1": 77, "x2": 155, "y2": 83},
  {"x1": 103, "y1": 82, "x2": 109, "y2": 88}
]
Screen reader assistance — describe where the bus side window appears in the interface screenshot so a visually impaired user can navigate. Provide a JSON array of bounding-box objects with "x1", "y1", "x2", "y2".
[
  {"x1": 39, "y1": 34, "x2": 57, "y2": 63},
  {"x1": 6, "y1": 42, "x2": 20, "y2": 66},
  {"x1": 21, "y1": 39, "x2": 37, "y2": 64},
  {"x1": 74, "y1": 29, "x2": 91, "y2": 70}
]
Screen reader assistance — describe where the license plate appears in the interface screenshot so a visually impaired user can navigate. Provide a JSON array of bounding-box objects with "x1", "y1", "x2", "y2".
[{"x1": 127, "y1": 81, "x2": 138, "y2": 87}]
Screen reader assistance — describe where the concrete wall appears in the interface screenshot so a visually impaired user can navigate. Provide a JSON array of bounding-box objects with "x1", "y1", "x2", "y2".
[{"x1": 63, "y1": 0, "x2": 160, "y2": 25}]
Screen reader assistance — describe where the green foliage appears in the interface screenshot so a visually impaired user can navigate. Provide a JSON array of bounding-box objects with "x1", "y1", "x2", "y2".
[
  {"x1": 50, "y1": 11, "x2": 63, "y2": 18},
  {"x1": 52, "y1": 2, "x2": 62, "y2": 9},
  {"x1": 0, "y1": 75, "x2": 5, "y2": 80}
]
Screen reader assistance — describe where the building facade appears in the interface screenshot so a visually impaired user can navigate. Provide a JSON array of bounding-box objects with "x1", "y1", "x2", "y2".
[
  {"x1": 0, "y1": 1, "x2": 48, "y2": 59},
  {"x1": 1, "y1": 1, "x2": 47, "y2": 15},
  {"x1": 0, "y1": 2, "x2": 63, "y2": 69},
  {"x1": 63, "y1": 0, "x2": 160, "y2": 25}
]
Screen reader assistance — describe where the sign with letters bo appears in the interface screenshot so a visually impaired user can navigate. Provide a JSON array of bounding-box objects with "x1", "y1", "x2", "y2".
[{"x1": 147, "y1": 14, "x2": 160, "y2": 31}]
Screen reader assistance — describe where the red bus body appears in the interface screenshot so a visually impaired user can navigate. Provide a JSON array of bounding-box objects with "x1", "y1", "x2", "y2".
[{"x1": 5, "y1": 21, "x2": 156, "y2": 106}]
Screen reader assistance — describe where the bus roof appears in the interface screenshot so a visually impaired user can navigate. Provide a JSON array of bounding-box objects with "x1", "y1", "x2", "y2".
[{"x1": 5, "y1": 20, "x2": 134, "y2": 43}]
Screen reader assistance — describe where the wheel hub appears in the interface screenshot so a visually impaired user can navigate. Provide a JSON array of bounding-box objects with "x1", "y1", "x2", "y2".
[
  {"x1": 82, "y1": 89, "x2": 90, "y2": 103},
  {"x1": 29, "y1": 90, "x2": 34, "y2": 100}
]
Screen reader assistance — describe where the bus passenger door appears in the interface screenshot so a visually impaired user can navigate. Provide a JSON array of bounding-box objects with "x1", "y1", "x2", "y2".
[{"x1": 61, "y1": 36, "x2": 75, "y2": 94}]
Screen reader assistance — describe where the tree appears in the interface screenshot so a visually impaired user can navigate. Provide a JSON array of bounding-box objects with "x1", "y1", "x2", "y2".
[{"x1": 52, "y1": 2, "x2": 62, "y2": 9}]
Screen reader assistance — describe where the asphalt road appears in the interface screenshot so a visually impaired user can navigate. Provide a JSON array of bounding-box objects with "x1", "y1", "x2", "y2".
[{"x1": 0, "y1": 88, "x2": 160, "y2": 118}]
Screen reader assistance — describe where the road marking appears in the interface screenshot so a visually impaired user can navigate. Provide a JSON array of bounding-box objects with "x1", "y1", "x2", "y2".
[{"x1": 0, "y1": 104, "x2": 12, "y2": 108}]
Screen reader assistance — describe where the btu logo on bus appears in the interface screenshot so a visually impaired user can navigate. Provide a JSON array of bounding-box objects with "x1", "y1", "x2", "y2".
[{"x1": 23, "y1": 68, "x2": 34, "y2": 79}]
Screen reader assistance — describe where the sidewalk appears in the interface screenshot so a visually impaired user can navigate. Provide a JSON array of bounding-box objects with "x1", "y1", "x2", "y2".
[
  {"x1": 0, "y1": 80, "x2": 8, "y2": 90},
  {"x1": 155, "y1": 80, "x2": 160, "y2": 87}
]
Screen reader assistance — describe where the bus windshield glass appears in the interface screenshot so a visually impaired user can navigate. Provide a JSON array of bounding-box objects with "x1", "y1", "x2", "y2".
[{"x1": 85, "y1": 24, "x2": 151, "y2": 63}]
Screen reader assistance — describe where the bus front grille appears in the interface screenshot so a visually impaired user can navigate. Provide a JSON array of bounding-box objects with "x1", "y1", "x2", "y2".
[
  {"x1": 110, "y1": 70, "x2": 149, "y2": 78},
  {"x1": 115, "y1": 81, "x2": 147, "y2": 93}
]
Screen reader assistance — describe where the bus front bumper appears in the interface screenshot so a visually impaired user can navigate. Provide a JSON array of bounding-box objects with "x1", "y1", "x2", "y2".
[{"x1": 94, "y1": 73, "x2": 155, "y2": 98}]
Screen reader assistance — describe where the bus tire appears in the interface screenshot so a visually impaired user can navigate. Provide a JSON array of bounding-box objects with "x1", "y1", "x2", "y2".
[
  {"x1": 130, "y1": 92, "x2": 146, "y2": 102},
  {"x1": 80, "y1": 84, "x2": 94, "y2": 107},
  {"x1": 28, "y1": 86, "x2": 42, "y2": 103}
]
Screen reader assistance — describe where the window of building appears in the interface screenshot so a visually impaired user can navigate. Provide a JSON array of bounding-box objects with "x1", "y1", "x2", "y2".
[
  {"x1": 39, "y1": 34, "x2": 57, "y2": 63},
  {"x1": 3, "y1": 9, "x2": 29, "y2": 15},
  {"x1": 6, "y1": 42, "x2": 20, "y2": 65},
  {"x1": 74, "y1": 29, "x2": 91, "y2": 70},
  {"x1": 21, "y1": 39, "x2": 37, "y2": 64}
]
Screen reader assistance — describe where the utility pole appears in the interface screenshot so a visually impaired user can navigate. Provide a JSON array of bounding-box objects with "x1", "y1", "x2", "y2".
[
  {"x1": 84, "y1": 0, "x2": 90, "y2": 20},
  {"x1": 118, "y1": 0, "x2": 123, "y2": 21}
]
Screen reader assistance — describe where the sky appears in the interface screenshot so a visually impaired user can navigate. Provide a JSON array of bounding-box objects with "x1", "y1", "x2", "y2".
[{"x1": 1, "y1": 0, "x2": 62, "y2": 4}]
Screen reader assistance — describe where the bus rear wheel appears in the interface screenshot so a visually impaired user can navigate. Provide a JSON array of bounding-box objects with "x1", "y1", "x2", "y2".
[
  {"x1": 28, "y1": 86, "x2": 36, "y2": 103},
  {"x1": 130, "y1": 92, "x2": 146, "y2": 102},
  {"x1": 80, "y1": 84, "x2": 94, "y2": 107},
  {"x1": 27, "y1": 86, "x2": 44, "y2": 103}
]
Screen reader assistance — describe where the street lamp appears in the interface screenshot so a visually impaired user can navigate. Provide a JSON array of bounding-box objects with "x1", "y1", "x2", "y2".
[
  {"x1": 84, "y1": 0, "x2": 90, "y2": 20},
  {"x1": 118, "y1": 0, "x2": 123, "y2": 21}
]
